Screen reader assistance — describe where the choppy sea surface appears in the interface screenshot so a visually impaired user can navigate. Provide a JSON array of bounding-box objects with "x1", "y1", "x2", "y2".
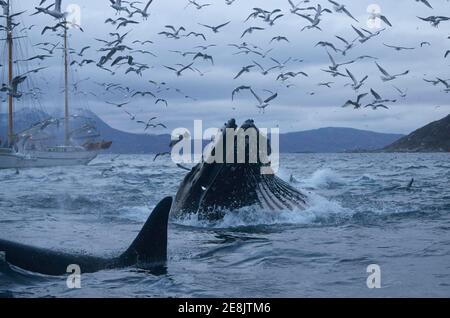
[{"x1": 0, "y1": 153, "x2": 449, "y2": 298}]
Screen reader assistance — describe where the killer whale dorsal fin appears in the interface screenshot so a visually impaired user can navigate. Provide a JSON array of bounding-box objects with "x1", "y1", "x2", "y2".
[{"x1": 120, "y1": 197, "x2": 173, "y2": 266}]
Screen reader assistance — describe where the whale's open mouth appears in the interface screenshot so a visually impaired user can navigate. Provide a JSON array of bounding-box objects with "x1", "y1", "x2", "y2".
[{"x1": 171, "y1": 119, "x2": 308, "y2": 221}]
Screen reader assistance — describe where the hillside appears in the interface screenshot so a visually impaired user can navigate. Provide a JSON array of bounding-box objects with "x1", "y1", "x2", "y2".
[
  {"x1": 280, "y1": 127, "x2": 403, "y2": 153},
  {"x1": 384, "y1": 114, "x2": 450, "y2": 152}
]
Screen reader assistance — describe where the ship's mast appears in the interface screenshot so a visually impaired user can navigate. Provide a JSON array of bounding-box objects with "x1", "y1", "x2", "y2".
[
  {"x1": 63, "y1": 20, "x2": 69, "y2": 146},
  {"x1": 6, "y1": 0, "x2": 14, "y2": 146}
]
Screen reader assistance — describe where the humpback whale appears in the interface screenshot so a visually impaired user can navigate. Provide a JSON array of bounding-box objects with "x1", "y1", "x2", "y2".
[
  {"x1": 171, "y1": 119, "x2": 308, "y2": 221},
  {"x1": 0, "y1": 197, "x2": 172, "y2": 276}
]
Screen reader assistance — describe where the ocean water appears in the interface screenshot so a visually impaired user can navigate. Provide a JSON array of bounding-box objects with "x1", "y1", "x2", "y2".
[{"x1": 0, "y1": 153, "x2": 449, "y2": 298}]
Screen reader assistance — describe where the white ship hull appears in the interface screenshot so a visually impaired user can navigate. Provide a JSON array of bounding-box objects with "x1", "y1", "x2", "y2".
[{"x1": 0, "y1": 148, "x2": 97, "y2": 169}]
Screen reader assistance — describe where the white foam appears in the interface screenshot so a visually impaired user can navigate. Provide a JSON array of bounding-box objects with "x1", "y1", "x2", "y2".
[
  {"x1": 174, "y1": 192, "x2": 350, "y2": 229},
  {"x1": 302, "y1": 168, "x2": 345, "y2": 189}
]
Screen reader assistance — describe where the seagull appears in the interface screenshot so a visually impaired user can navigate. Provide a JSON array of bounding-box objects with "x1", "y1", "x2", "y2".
[
  {"x1": 106, "y1": 101, "x2": 130, "y2": 108},
  {"x1": 392, "y1": 85, "x2": 408, "y2": 98},
  {"x1": 111, "y1": 55, "x2": 134, "y2": 67},
  {"x1": 153, "y1": 152, "x2": 170, "y2": 161},
  {"x1": 352, "y1": 25, "x2": 385, "y2": 43},
  {"x1": 445, "y1": 50, "x2": 450, "y2": 58},
  {"x1": 129, "y1": 0, "x2": 154, "y2": 19},
  {"x1": 76, "y1": 46, "x2": 90, "y2": 56},
  {"x1": 277, "y1": 71, "x2": 308, "y2": 81},
  {"x1": 155, "y1": 99, "x2": 168, "y2": 107},
  {"x1": 321, "y1": 69, "x2": 348, "y2": 78},
  {"x1": 316, "y1": 41, "x2": 341, "y2": 53},
  {"x1": 318, "y1": 82, "x2": 334, "y2": 88},
  {"x1": 33, "y1": 0, "x2": 66, "y2": 19},
  {"x1": 194, "y1": 44, "x2": 217, "y2": 50},
  {"x1": 250, "y1": 89, "x2": 278, "y2": 113},
  {"x1": 296, "y1": 11, "x2": 323, "y2": 31},
  {"x1": 287, "y1": 0, "x2": 305, "y2": 14},
  {"x1": 185, "y1": 0, "x2": 211, "y2": 10},
  {"x1": 131, "y1": 49, "x2": 157, "y2": 57},
  {"x1": 270, "y1": 57, "x2": 292, "y2": 70},
  {"x1": 342, "y1": 93, "x2": 368, "y2": 109},
  {"x1": 15, "y1": 55, "x2": 51, "y2": 63},
  {"x1": 132, "y1": 91, "x2": 156, "y2": 98},
  {"x1": 163, "y1": 63, "x2": 195, "y2": 76},
  {"x1": 423, "y1": 77, "x2": 450, "y2": 86},
  {"x1": 185, "y1": 32, "x2": 207, "y2": 41},
  {"x1": 375, "y1": 62, "x2": 409, "y2": 82},
  {"x1": 271, "y1": 36, "x2": 290, "y2": 44},
  {"x1": 198, "y1": 21, "x2": 231, "y2": 33},
  {"x1": 345, "y1": 69, "x2": 368, "y2": 90},
  {"x1": 437, "y1": 78, "x2": 450, "y2": 92},
  {"x1": 417, "y1": 16, "x2": 450, "y2": 27},
  {"x1": 328, "y1": 0, "x2": 359, "y2": 22},
  {"x1": 420, "y1": 41, "x2": 431, "y2": 47},
  {"x1": 370, "y1": 88, "x2": 396, "y2": 103},
  {"x1": 335, "y1": 35, "x2": 357, "y2": 55},
  {"x1": 0, "y1": 74, "x2": 27, "y2": 98},
  {"x1": 383, "y1": 43, "x2": 415, "y2": 51},
  {"x1": 37, "y1": 42, "x2": 59, "y2": 54},
  {"x1": 326, "y1": 51, "x2": 354, "y2": 71},
  {"x1": 110, "y1": 0, "x2": 130, "y2": 14},
  {"x1": 231, "y1": 85, "x2": 252, "y2": 100},
  {"x1": 234, "y1": 65, "x2": 255, "y2": 79},
  {"x1": 241, "y1": 27, "x2": 265, "y2": 38},
  {"x1": 193, "y1": 52, "x2": 214, "y2": 65},
  {"x1": 115, "y1": 18, "x2": 139, "y2": 30},
  {"x1": 159, "y1": 25, "x2": 186, "y2": 39},
  {"x1": 365, "y1": 103, "x2": 389, "y2": 110},
  {"x1": 41, "y1": 21, "x2": 67, "y2": 34},
  {"x1": 252, "y1": 60, "x2": 278, "y2": 75},
  {"x1": 415, "y1": 0, "x2": 433, "y2": 9}
]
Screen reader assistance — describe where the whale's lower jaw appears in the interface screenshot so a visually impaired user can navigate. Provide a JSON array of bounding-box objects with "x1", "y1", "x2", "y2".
[{"x1": 172, "y1": 163, "x2": 308, "y2": 221}]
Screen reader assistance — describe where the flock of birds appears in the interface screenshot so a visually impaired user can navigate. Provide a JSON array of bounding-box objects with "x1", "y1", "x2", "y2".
[{"x1": 0, "y1": 0, "x2": 449, "y2": 132}]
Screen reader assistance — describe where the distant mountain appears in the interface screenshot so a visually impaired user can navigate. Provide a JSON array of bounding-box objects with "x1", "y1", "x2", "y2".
[
  {"x1": 384, "y1": 114, "x2": 450, "y2": 152},
  {"x1": 1, "y1": 108, "x2": 404, "y2": 153},
  {"x1": 280, "y1": 127, "x2": 403, "y2": 153}
]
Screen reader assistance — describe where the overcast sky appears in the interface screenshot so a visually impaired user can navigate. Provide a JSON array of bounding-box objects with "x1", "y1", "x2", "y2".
[{"x1": 1, "y1": 0, "x2": 449, "y2": 135}]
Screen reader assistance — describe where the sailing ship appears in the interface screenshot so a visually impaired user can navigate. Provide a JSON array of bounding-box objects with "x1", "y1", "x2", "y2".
[{"x1": 0, "y1": 0, "x2": 111, "y2": 169}]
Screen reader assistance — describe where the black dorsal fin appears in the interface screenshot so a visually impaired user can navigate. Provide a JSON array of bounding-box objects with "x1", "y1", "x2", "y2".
[{"x1": 120, "y1": 197, "x2": 172, "y2": 266}]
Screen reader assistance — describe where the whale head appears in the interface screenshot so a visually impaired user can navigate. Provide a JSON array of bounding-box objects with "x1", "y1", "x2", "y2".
[{"x1": 171, "y1": 119, "x2": 308, "y2": 221}]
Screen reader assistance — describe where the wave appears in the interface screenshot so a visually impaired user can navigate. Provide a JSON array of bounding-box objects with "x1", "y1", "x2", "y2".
[
  {"x1": 302, "y1": 168, "x2": 345, "y2": 189},
  {"x1": 173, "y1": 192, "x2": 350, "y2": 229},
  {"x1": 404, "y1": 165, "x2": 428, "y2": 170}
]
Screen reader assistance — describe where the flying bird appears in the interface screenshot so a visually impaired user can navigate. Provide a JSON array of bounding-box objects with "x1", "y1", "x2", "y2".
[
  {"x1": 383, "y1": 43, "x2": 415, "y2": 51},
  {"x1": 129, "y1": 0, "x2": 154, "y2": 19},
  {"x1": 231, "y1": 85, "x2": 252, "y2": 100},
  {"x1": 415, "y1": 0, "x2": 433, "y2": 9},
  {"x1": 342, "y1": 93, "x2": 368, "y2": 109},
  {"x1": 328, "y1": 0, "x2": 359, "y2": 22},
  {"x1": 198, "y1": 21, "x2": 231, "y2": 33},
  {"x1": 241, "y1": 27, "x2": 265, "y2": 38},
  {"x1": 417, "y1": 16, "x2": 450, "y2": 27},
  {"x1": 234, "y1": 65, "x2": 255, "y2": 79},
  {"x1": 345, "y1": 69, "x2": 368, "y2": 90},
  {"x1": 163, "y1": 63, "x2": 195, "y2": 76},
  {"x1": 375, "y1": 62, "x2": 409, "y2": 82}
]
